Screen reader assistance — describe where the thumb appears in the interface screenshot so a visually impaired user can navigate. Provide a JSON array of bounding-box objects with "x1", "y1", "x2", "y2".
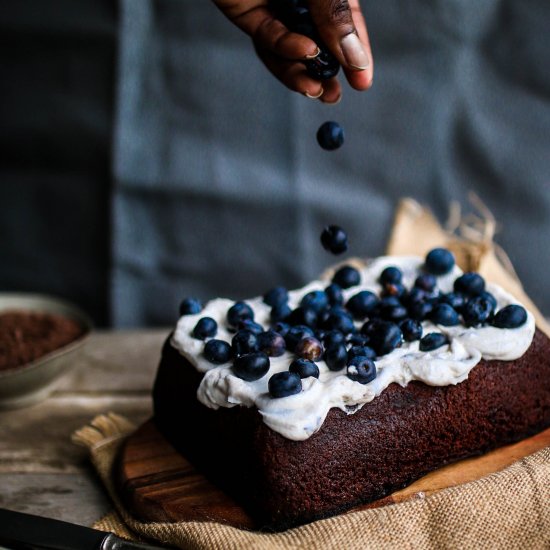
[{"x1": 308, "y1": 0, "x2": 370, "y2": 71}]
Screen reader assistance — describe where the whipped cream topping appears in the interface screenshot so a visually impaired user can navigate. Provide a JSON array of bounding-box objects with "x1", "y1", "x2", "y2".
[{"x1": 171, "y1": 256, "x2": 535, "y2": 441}]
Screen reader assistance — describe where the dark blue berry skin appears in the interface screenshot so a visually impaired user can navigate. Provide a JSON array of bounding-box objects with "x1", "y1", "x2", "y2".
[
  {"x1": 348, "y1": 345, "x2": 377, "y2": 362},
  {"x1": 179, "y1": 297, "x2": 202, "y2": 316},
  {"x1": 454, "y1": 272, "x2": 485, "y2": 296},
  {"x1": 425, "y1": 248, "x2": 455, "y2": 275},
  {"x1": 301, "y1": 290, "x2": 329, "y2": 312},
  {"x1": 289, "y1": 358, "x2": 320, "y2": 379},
  {"x1": 408, "y1": 301, "x2": 435, "y2": 321},
  {"x1": 285, "y1": 325, "x2": 315, "y2": 351},
  {"x1": 231, "y1": 329, "x2": 258, "y2": 356},
  {"x1": 400, "y1": 319, "x2": 423, "y2": 342},
  {"x1": 317, "y1": 121, "x2": 344, "y2": 150},
  {"x1": 233, "y1": 352, "x2": 270, "y2": 382},
  {"x1": 347, "y1": 357, "x2": 377, "y2": 384},
  {"x1": 257, "y1": 330, "x2": 286, "y2": 357},
  {"x1": 332, "y1": 265, "x2": 361, "y2": 289},
  {"x1": 263, "y1": 286, "x2": 288, "y2": 308},
  {"x1": 381, "y1": 282, "x2": 407, "y2": 298},
  {"x1": 380, "y1": 266, "x2": 403, "y2": 285},
  {"x1": 430, "y1": 304, "x2": 460, "y2": 326},
  {"x1": 323, "y1": 330, "x2": 346, "y2": 348},
  {"x1": 366, "y1": 321, "x2": 403, "y2": 356},
  {"x1": 306, "y1": 50, "x2": 341, "y2": 80},
  {"x1": 203, "y1": 339, "x2": 232, "y2": 364},
  {"x1": 238, "y1": 319, "x2": 264, "y2": 335},
  {"x1": 325, "y1": 283, "x2": 344, "y2": 306},
  {"x1": 324, "y1": 343, "x2": 348, "y2": 371},
  {"x1": 268, "y1": 371, "x2": 302, "y2": 398},
  {"x1": 288, "y1": 306, "x2": 318, "y2": 328},
  {"x1": 492, "y1": 305, "x2": 528, "y2": 329},
  {"x1": 405, "y1": 288, "x2": 427, "y2": 307},
  {"x1": 323, "y1": 310, "x2": 355, "y2": 334},
  {"x1": 462, "y1": 296, "x2": 494, "y2": 327},
  {"x1": 227, "y1": 301, "x2": 254, "y2": 327},
  {"x1": 380, "y1": 304, "x2": 408, "y2": 323},
  {"x1": 192, "y1": 317, "x2": 218, "y2": 340},
  {"x1": 419, "y1": 332, "x2": 449, "y2": 352},
  {"x1": 414, "y1": 274, "x2": 437, "y2": 292},
  {"x1": 273, "y1": 321, "x2": 291, "y2": 338},
  {"x1": 479, "y1": 291, "x2": 497, "y2": 312},
  {"x1": 346, "y1": 291, "x2": 378, "y2": 319},
  {"x1": 440, "y1": 292, "x2": 466, "y2": 312},
  {"x1": 347, "y1": 333, "x2": 369, "y2": 347},
  {"x1": 295, "y1": 336, "x2": 324, "y2": 361},
  {"x1": 321, "y1": 225, "x2": 348, "y2": 255},
  {"x1": 270, "y1": 302, "x2": 292, "y2": 323}
]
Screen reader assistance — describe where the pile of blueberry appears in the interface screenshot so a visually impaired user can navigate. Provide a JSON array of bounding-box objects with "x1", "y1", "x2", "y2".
[{"x1": 181, "y1": 246, "x2": 528, "y2": 400}]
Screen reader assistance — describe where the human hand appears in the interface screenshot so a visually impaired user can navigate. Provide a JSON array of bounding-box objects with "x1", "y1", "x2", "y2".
[{"x1": 212, "y1": 0, "x2": 373, "y2": 103}]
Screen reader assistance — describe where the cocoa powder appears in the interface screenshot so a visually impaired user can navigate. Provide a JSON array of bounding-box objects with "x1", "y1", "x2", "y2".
[{"x1": 0, "y1": 310, "x2": 85, "y2": 371}]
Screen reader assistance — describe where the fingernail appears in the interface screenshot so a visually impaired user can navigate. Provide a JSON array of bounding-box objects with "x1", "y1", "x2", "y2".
[
  {"x1": 322, "y1": 93, "x2": 342, "y2": 105},
  {"x1": 304, "y1": 46, "x2": 321, "y2": 60},
  {"x1": 304, "y1": 88, "x2": 324, "y2": 99},
  {"x1": 341, "y1": 33, "x2": 369, "y2": 70}
]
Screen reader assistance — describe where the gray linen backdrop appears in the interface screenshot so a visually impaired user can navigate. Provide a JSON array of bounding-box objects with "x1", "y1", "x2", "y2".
[{"x1": 1, "y1": 0, "x2": 550, "y2": 326}]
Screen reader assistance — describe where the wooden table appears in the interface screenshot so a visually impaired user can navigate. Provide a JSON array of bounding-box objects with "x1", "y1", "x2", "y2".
[{"x1": 0, "y1": 329, "x2": 167, "y2": 527}]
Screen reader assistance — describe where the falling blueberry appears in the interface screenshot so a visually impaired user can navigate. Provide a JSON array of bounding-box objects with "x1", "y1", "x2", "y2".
[
  {"x1": 192, "y1": 317, "x2": 217, "y2": 340},
  {"x1": 425, "y1": 248, "x2": 455, "y2": 276},
  {"x1": 268, "y1": 371, "x2": 303, "y2": 398},
  {"x1": 233, "y1": 352, "x2": 270, "y2": 382},
  {"x1": 320, "y1": 225, "x2": 348, "y2": 255},
  {"x1": 203, "y1": 339, "x2": 232, "y2": 364},
  {"x1": 179, "y1": 297, "x2": 202, "y2": 316},
  {"x1": 346, "y1": 356, "x2": 377, "y2": 384},
  {"x1": 419, "y1": 332, "x2": 449, "y2": 352},
  {"x1": 492, "y1": 304, "x2": 528, "y2": 329},
  {"x1": 317, "y1": 121, "x2": 344, "y2": 151},
  {"x1": 289, "y1": 358, "x2": 320, "y2": 379}
]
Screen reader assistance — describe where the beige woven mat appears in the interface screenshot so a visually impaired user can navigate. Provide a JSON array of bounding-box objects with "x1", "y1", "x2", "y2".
[{"x1": 73, "y1": 198, "x2": 550, "y2": 549}]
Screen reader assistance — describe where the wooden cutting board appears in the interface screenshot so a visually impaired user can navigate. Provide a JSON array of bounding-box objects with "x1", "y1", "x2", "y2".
[{"x1": 116, "y1": 419, "x2": 550, "y2": 530}]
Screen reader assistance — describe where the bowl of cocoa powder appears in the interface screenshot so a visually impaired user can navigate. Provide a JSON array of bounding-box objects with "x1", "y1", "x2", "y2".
[{"x1": 0, "y1": 294, "x2": 92, "y2": 409}]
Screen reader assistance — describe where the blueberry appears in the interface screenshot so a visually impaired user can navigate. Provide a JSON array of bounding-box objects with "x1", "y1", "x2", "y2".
[
  {"x1": 379, "y1": 295, "x2": 402, "y2": 308},
  {"x1": 419, "y1": 332, "x2": 449, "y2": 352},
  {"x1": 430, "y1": 303, "x2": 460, "y2": 326},
  {"x1": 227, "y1": 301, "x2": 254, "y2": 327},
  {"x1": 268, "y1": 371, "x2": 302, "y2": 398},
  {"x1": 203, "y1": 339, "x2": 232, "y2": 364},
  {"x1": 348, "y1": 345, "x2": 376, "y2": 362},
  {"x1": 347, "y1": 333, "x2": 369, "y2": 347},
  {"x1": 479, "y1": 291, "x2": 497, "y2": 312},
  {"x1": 231, "y1": 329, "x2": 258, "y2": 356},
  {"x1": 454, "y1": 272, "x2": 485, "y2": 296},
  {"x1": 425, "y1": 248, "x2": 455, "y2": 275},
  {"x1": 257, "y1": 330, "x2": 286, "y2": 357},
  {"x1": 414, "y1": 274, "x2": 437, "y2": 292},
  {"x1": 289, "y1": 358, "x2": 320, "y2": 379},
  {"x1": 179, "y1": 297, "x2": 202, "y2": 316},
  {"x1": 192, "y1": 317, "x2": 217, "y2": 340},
  {"x1": 294, "y1": 336, "x2": 324, "y2": 361},
  {"x1": 285, "y1": 325, "x2": 315, "y2": 351},
  {"x1": 320, "y1": 225, "x2": 348, "y2": 255},
  {"x1": 332, "y1": 265, "x2": 361, "y2": 288},
  {"x1": 346, "y1": 290, "x2": 378, "y2": 319},
  {"x1": 263, "y1": 286, "x2": 288, "y2": 308},
  {"x1": 346, "y1": 356, "x2": 377, "y2": 384},
  {"x1": 381, "y1": 283, "x2": 407, "y2": 298},
  {"x1": 301, "y1": 290, "x2": 329, "y2": 312},
  {"x1": 364, "y1": 321, "x2": 402, "y2": 356},
  {"x1": 380, "y1": 266, "x2": 402, "y2": 285},
  {"x1": 322, "y1": 329, "x2": 346, "y2": 348},
  {"x1": 323, "y1": 310, "x2": 355, "y2": 334},
  {"x1": 270, "y1": 302, "x2": 292, "y2": 323},
  {"x1": 408, "y1": 301, "x2": 435, "y2": 321},
  {"x1": 273, "y1": 321, "x2": 291, "y2": 338},
  {"x1": 233, "y1": 352, "x2": 270, "y2": 382},
  {"x1": 492, "y1": 304, "x2": 528, "y2": 329},
  {"x1": 462, "y1": 296, "x2": 494, "y2": 327},
  {"x1": 325, "y1": 283, "x2": 344, "y2": 306},
  {"x1": 306, "y1": 50, "x2": 341, "y2": 81},
  {"x1": 440, "y1": 292, "x2": 466, "y2": 311},
  {"x1": 405, "y1": 288, "x2": 427, "y2": 307},
  {"x1": 324, "y1": 342, "x2": 348, "y2": 371},
  {"x1": 238, "y1": 319, "x2": 264, "y2": 335},
  {"x1": 399, "y1": 319, "x2": 423, "y2": 342},
  {"x1": 380, "y1": 304, "x2": 408, "y2": 322},
  {"x1": 288, "y1": 306, "x2": 318, "y2": 328}
]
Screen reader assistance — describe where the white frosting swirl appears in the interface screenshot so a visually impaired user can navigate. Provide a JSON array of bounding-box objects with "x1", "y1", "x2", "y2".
[{"x1": 171, "y1": 256, "x2": 535, "y2": 441}]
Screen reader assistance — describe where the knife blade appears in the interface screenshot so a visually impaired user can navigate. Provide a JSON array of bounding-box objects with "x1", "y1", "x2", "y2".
[{"x1": 0, "y1": 508, "x2": 164, "y2": 550}]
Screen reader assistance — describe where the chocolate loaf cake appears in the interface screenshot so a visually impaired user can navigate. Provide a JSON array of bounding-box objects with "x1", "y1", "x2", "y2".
[{"x1": 153, "y1": 252, "x2": 550, "y2": 530}]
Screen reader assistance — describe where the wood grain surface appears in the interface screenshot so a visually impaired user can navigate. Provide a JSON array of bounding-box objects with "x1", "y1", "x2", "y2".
[{"x1": 117, "y1": 419, "x2": 550, "y2": 530}]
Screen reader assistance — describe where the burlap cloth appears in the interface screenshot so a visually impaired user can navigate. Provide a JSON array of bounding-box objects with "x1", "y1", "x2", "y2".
[{"x1": 73, "y1": 198, "x2": 550, "y2": 549}]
